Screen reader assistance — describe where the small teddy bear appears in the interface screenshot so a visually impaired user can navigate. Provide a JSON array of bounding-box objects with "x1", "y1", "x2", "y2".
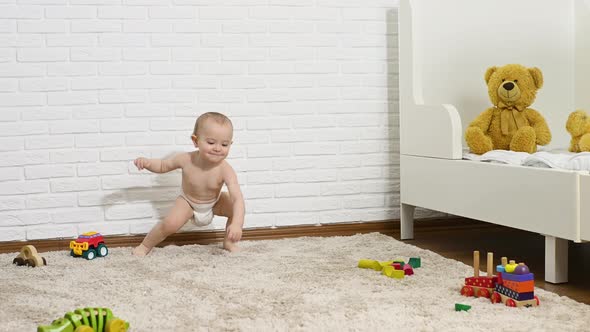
[
  {"x1": 465, "y1": 64, "x2": 552, "y2": 154},
  {"x1": 566, "y1": 110, "x2": 590, "y2": 152}
]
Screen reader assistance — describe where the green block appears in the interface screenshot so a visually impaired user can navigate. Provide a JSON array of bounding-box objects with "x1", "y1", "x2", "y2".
[
  {"x1": 408, "y1": 257, "x2": 421, "y2": 268},
  {"x1": 455, "y1": 303, "x2": 471, "y2": 312}
]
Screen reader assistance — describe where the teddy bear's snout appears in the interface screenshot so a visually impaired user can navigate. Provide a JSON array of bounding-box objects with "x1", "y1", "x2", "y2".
[{"x1": 497, "y1": 80, "x2": 521, "y2": 102}]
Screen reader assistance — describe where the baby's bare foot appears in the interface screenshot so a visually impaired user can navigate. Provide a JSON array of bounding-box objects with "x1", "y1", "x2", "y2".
[
  {"x1": 223, "y1": 240, "x2": 240, "y2": 253},
  {"x1": 132, "y1": 244, "x2": 151, "y2": 257}
]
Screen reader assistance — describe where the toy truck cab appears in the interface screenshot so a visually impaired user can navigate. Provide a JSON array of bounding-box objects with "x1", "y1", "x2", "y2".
[{"x1": 69, "y1": 232, "x2": 108, "y2": 260}]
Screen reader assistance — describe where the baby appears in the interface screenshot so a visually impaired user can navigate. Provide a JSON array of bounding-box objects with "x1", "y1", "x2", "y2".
[{"x1": 132, "y1": 112, "x2": 245, "y2": 256}]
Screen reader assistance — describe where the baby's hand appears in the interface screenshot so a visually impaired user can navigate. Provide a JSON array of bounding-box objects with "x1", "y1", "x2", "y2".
[
  {"x1": 226, "y1": 224, "x2": 242, "y2": 242},
  {"x1": 134, "y1": 157, "x2": 150, "y2": 170}
]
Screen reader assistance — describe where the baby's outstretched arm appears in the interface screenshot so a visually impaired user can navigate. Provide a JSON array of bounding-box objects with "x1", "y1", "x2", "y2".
[{"x1": 134, "y1": 155, "x2": 182, "y2": 173}]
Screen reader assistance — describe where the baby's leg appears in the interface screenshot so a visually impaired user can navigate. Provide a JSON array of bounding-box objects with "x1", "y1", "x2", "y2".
[
  {"x1": 213, "y1": 192, "x2": 239, "y2": 252},
  {"x1": 132, "y1": 197, "x2": 193, "y2": 257}
]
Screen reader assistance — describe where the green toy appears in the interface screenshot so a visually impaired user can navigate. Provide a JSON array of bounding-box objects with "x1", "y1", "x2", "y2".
[
  {"x1": 455, "y1": 303, "x2": 472, "y2": 312},
  {"x1": 37, "y1": 307, "x2": 129, "y2": 332},
  {"x1": 408, "y1": 257, "x2": 421, "y2": 268}
]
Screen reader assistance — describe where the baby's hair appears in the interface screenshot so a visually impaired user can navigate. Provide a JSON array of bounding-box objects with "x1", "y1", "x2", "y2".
[{"x1": 193, "y1": 112, "x2": 233, "y2": 136}]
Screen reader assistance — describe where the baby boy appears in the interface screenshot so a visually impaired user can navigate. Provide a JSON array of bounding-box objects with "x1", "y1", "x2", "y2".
[{"x1": 132, "y1": 112, "x2": 245, "y2": 255}]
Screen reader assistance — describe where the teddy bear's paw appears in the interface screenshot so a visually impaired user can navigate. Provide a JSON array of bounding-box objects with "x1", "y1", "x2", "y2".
[
  {"x1": 569, "y1": 140, "x2": 579, "y2": 153},
  {"x1": 510, "y1": 126, "x2": 536, "y2": 153},
  {"x1": 465, "y1": 127, "x2": 493, "y2": 154},
  {"x1": 578, "y1": 134, "x2": 590, "y2": 152},
  {"x1": 535, "y1": 129, "x2": 552, "y2": 146}
]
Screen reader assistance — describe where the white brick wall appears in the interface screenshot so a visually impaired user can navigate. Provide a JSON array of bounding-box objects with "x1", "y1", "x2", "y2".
[{"x1": 0, "y1": 0, "x2": 440, "y2": 242}]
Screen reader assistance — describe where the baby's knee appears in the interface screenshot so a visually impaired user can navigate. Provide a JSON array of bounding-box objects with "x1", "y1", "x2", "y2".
[
  {"x1": 160, "y1": 219, "x2": 180, "y2": 235},
  {"x1": 224, "y1": 206, "x2": 234, "y2": 218},
  {"x1": 214, "y1": 192, "x2": 233, "y2": 217}
]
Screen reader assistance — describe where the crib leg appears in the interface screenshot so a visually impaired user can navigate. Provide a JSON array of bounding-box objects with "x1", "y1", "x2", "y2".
[
  {"x1": 545, "y1": 236, "x2": 568, "y2": 284},
  {"x1": 401, "y1": 203, "x2": 415, "y2": 240}
]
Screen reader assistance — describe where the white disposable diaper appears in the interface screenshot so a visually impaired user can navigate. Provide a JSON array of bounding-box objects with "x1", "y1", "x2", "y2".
[{"x1": 179, "y1": 192, "x2": 220, "y2": 226}]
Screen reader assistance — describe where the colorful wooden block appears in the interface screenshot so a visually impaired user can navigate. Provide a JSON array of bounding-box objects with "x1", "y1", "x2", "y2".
[
  {"x1": 403, "y1": 264, "x2": 414, "y2": 275},
  {"x1": 392, "y1": 263, "x2": 403, "y2": 270},
  {"x1": 455, "y1": 303, "x2": 471, "y2": 312},
  {"x1": 382, "y1": 265, "x2": 395, "y2": 277},
  {"x1": 408, "y1": 257, "x2": 421, "y2": 268},
  {"x1": 393, "y1": 260, "x2": 405, "y2": 267},
  {"x1": 379, "y1": 260, "x2": 394, "y2": 268},
  {"x1": 503, "y1": 279, "x2": 534, "y2": 293},
  {"x1": 465, "y1": 276, "x2": 497, "y2": 288},
  {"x1": 501, "y1": 272, "x2": 534, "y2": 282},
  {"x1": 382, "y1": 266, "x2": 406, "y2": 279},
  {"x1": 391, "y1": 270, "x2": 405, "y2": 279},
  {"x1": 495, "y1": 284, "x2": 534, "y2": 301},
  {"x1": 358, "y1": 259, "x2": 382, "y2": 271}
]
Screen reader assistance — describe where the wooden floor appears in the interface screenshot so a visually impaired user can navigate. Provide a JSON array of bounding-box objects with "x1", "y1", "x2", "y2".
[{"x1": 394, "y1": 219, "x2": 590, "y2": 305}]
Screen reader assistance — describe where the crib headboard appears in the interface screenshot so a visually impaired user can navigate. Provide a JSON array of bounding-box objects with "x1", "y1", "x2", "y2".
[{"x1": 399, "y1": 0, "x2": 590, "y2": 158}]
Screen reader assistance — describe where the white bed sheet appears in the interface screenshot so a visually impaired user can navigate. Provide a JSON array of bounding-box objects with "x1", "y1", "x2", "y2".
[{"x1": 463, "y1": 149, "x2": 590, "y2": 171}]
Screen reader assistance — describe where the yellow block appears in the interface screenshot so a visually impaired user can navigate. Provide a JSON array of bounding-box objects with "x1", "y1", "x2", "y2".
[
  {"x1": 382, "y1": 266, "x2": 405, "y2": 279},
  {"x1": 358, "y1": 259, "x2": 382, "y2": 271},
  {"x1": 382, "y1": 265, "x2": 395, "y2": 276},
  {"x1": 379, "y1": 261, "x2": 394, "y2": 268},
  {"x1": 392, "y1": 270, "x2": 405, "y2": 279}
]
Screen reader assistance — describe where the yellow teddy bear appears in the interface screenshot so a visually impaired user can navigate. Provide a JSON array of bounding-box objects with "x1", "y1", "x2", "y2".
[
  {"x1": 566, "y1": 110, "x2": 590, "y2": 152},
  {"x1": 465, "y1": 64, "x2": 552, "y2": 154}
]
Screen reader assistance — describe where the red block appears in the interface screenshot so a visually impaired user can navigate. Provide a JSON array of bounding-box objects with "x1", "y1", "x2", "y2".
[
  {"x1": 403, "y1": 264, "x2": 414, "y2": 275},
  {"x1": 465, "y1": 276, "x2": 497, "y2": 288}
]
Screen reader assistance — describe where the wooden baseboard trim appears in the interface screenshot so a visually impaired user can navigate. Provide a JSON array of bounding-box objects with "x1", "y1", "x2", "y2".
[{"x1": 0, "y1": 218, "x2": 496, "y2": 254}]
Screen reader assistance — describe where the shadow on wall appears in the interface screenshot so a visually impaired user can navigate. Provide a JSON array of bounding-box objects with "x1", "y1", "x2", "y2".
[{"x1": 100, "y1": 152, "x2": 183, "y2": 233}]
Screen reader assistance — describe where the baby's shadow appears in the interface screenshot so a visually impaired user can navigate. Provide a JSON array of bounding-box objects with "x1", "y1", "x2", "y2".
[{"x1": 101, "y1": 152, "x2": 182, "y2": 222}]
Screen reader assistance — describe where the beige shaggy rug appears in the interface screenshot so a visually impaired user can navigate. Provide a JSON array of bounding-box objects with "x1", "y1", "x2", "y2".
[{"x1": 1, "y1": 233, "x2": 589, "y2": 331}]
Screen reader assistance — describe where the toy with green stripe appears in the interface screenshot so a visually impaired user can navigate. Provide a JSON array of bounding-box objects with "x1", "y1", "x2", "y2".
[{"x1": 37, "y1": 307, "x2": 129, "y2": 332}]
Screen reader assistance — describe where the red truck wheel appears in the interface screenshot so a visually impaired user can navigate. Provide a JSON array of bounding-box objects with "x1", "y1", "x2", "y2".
[
  {"x1": 97, "y1": 244, "x2": 108, "y2": 257},
  {"x1": 83, "y1": 249, "x2": 97, "y2": 260}
]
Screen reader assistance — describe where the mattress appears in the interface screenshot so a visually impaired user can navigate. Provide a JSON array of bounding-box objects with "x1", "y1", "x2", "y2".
[{"x1": 463, "y1": 149, "x2": 590, "y2": 171}]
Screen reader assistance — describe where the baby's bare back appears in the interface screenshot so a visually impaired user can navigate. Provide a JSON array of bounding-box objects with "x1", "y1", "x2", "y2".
[{"x1": 179, "y1": 152, "x2": 225, "y2": 204}]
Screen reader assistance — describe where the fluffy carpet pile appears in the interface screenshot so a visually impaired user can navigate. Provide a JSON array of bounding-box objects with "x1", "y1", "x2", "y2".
[{"x1": 1, "y1": 233, "x2": 589, "y2": 331}]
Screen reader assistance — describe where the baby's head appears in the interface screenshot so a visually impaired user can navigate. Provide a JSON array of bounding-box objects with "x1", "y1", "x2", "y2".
[{"x1": 192, "y1": 112, "x2": 234, "y2": 163}]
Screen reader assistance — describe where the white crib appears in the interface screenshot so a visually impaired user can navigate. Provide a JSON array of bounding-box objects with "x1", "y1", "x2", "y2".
[{"x1": 398, "y1": 0, "x2": 590, "y2": 283}]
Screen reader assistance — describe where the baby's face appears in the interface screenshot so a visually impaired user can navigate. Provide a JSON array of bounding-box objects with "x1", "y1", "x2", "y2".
[{"x1": 193, "y1": 121, "x2": 233, "y2": 164}]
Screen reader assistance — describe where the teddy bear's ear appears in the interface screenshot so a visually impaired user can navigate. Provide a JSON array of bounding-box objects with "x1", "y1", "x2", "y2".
[
  {"x1": 484, "y1": 67, "x2": 497, "y2": 84},
  {"x1": 529, "y1": 67, "x2": 543, "y2": 89}
]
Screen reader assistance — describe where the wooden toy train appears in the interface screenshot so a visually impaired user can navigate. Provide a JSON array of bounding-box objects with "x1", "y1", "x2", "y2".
[{"x1": 460, "y1": 251, "x2": 539, "y2": 308}]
